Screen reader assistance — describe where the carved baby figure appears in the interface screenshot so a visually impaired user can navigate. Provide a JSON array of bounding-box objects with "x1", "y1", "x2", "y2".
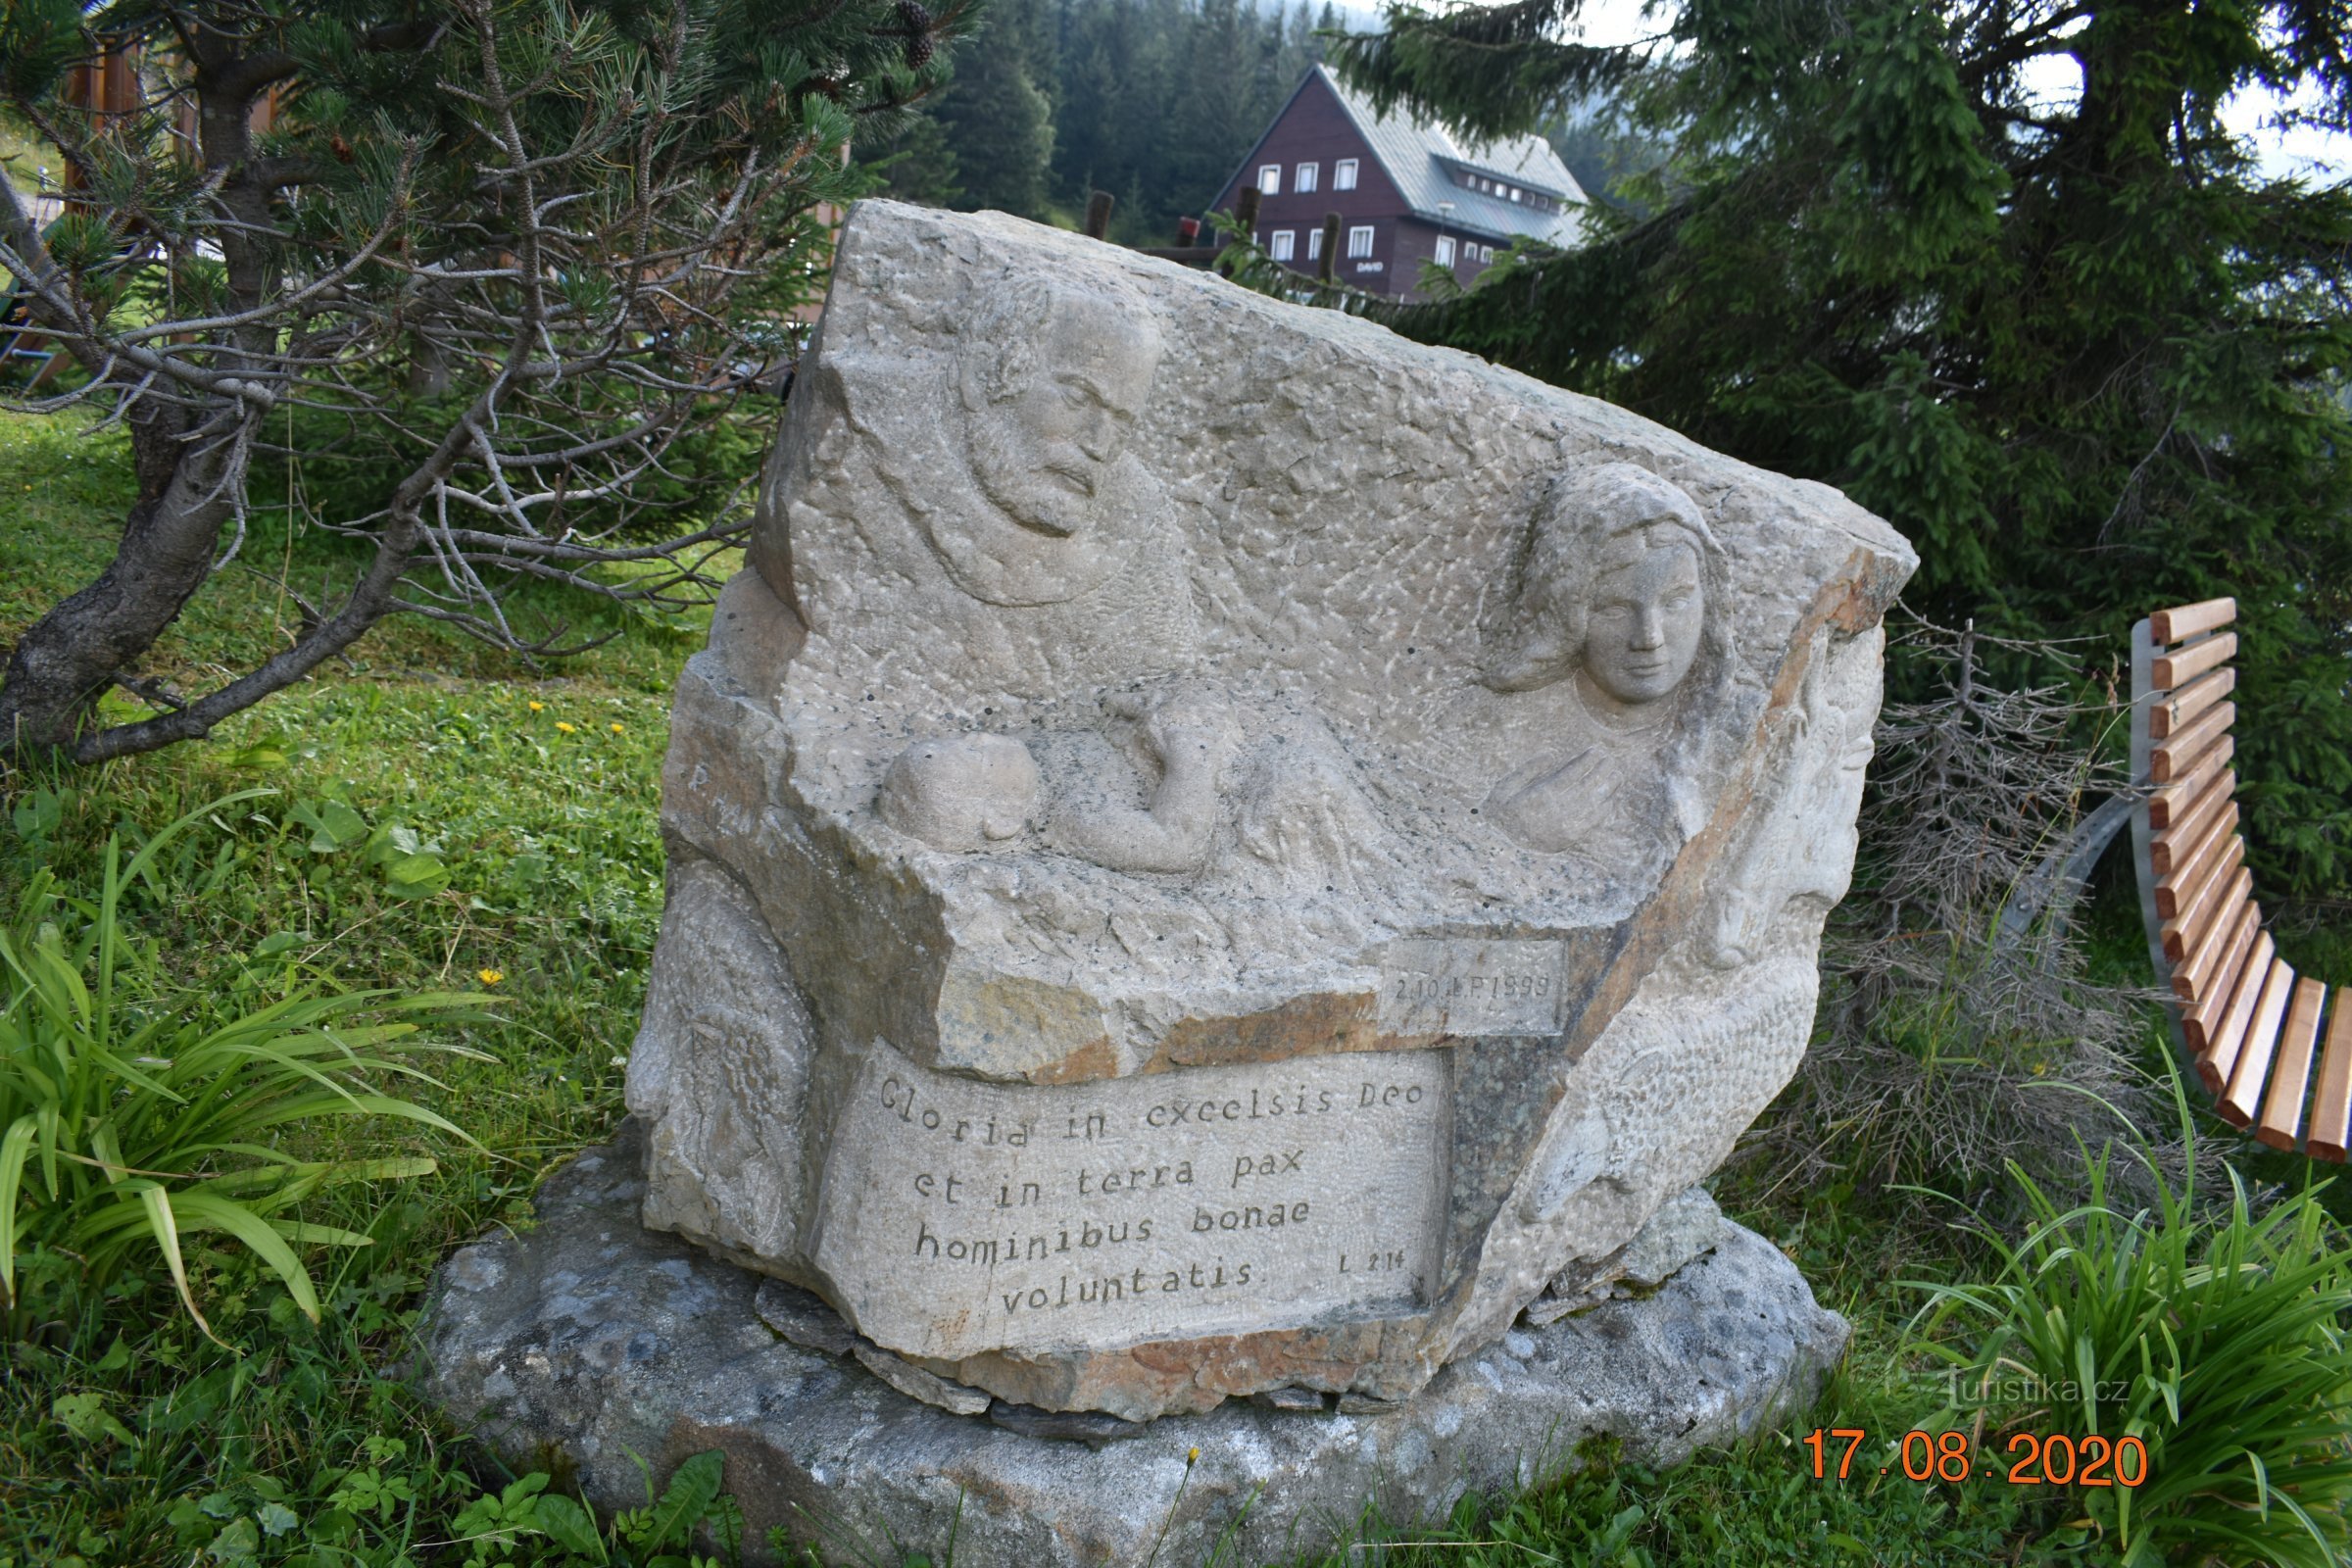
[{"x1": 1481, "y1": 463, "x2": 1727, "y2": 858}]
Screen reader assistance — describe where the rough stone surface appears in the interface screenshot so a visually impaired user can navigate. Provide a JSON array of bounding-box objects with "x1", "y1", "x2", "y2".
[
  {"x1": 421, "y1": 1127, "x2": 1852, "y2": 1568},
  {"x1": 753, "y1": 1280, "x2": 858, "y2": 1357},
  {"x1": 626, "y1": 199, "x2": 1912, "y2": 1417},
  {"x1": 1617, "y1": 1187, "x2": 1727, "y2": 1288},
  {"x1": 1526, "y1": 1185, "x2": 1724, "y2": 1325}
]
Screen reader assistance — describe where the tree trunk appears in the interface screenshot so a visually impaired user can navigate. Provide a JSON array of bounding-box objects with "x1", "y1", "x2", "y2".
[
  {"x1": 0, "y1": 440, "x2": 238, "y2": 756},
  {"x1": 0, "y1": 30, "x2": 281, "y2": 761}
]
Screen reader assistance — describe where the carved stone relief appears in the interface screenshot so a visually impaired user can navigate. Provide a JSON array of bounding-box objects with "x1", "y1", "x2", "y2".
[
  {"x1": 624, "y1": 200, "x2": 1916, "y2": 1420},
  {"x1": 1480, "y1": 463, "x2": 1728, "y2": 862}
]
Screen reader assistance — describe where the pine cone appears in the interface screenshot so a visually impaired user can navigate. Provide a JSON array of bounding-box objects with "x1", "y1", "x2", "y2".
[{"x1": 898, "y1": 0, "x2": 934, "y2": 69}]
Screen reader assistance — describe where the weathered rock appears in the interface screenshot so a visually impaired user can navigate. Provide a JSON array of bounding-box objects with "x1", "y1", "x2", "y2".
[
  {"x1": 1250, "y1": 1386, "x2": 1330, "y2": 1413},
  {"x1": 986, "y1": 1402, "x2": 1149, "y2": 1448},
  {"x1": 420, "y1": 1126, "x2": 1851, "y2": 1568},
  {"x1": 853, "y1": 1342, "x2": 995, "y2": 1416},
  {"x1": 626, "y1": 199, "x2": 1912, "y2": 1418},
  {"x1": 1525, "y1": 1185, "x2": 1724, "y2": 1326},
  {"x1": 1617, "y1": 1186, "x2": 1727, "y2": 1288},
  {"x1": 751, "y1": 1280, "x2": 857, "y2": 1357}
]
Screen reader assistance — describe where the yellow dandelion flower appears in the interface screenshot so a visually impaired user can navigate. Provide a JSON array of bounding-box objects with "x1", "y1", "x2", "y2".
[
  {"x1": 528, "y1": 700, "x2": 544, "y2": 711},
  {"x1": 1187, "y1": 1446, "x2": 1200, "y2": 1465},
  {"x1": 556, "y1": 721, "x2": 575, "y2": 734},
  {"x1": 478, "y1": 968, "x2": 505, "y2": 985},
  {"x1": 609, "y1": 722, "x2": 623, "y2": 733}
]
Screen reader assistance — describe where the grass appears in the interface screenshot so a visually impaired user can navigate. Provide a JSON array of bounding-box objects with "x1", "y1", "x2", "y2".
[
  {"x1": 0, "y1": 403, "x2": 2330, "y2": 1566},
  {"x1": 0, "y1": 408, "x2": 696, "y2": 1566}
]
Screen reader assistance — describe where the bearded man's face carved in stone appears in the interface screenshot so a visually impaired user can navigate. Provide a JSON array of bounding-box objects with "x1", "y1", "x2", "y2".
[
  {"x1": 968, "y1": 295, "x2": 1160, "y2": 541},
  {"x1": 1582, "y1": 530, "x2": 1706, "y2": 708}
]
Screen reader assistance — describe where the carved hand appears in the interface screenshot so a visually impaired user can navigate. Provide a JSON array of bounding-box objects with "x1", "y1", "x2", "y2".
[{"x1": 1053, "y1": 693, "x2": 1240, "y2": 874}]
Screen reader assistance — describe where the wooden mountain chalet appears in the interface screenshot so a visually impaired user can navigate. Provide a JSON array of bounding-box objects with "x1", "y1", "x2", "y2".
[{"x1": 1208, "y1": 64, "x2": 1589, "y2": 300}]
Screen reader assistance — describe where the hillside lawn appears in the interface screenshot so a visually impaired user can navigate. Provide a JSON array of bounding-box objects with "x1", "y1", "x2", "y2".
[{"x1": 0, "y1": 405, "x2": 2205, "y2": 1566}]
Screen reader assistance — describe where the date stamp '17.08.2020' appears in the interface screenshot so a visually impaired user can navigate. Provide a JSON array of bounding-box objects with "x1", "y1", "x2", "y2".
[{"x1": 1803, "y1": 1429, "x2": 2150, "y2": 1488}]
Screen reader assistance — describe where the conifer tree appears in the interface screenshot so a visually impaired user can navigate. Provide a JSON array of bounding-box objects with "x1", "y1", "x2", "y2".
[
  {"x1": 1332, "y1": 0, "x2": 2352, "y2": 898},
  {"x1": 932, "y1": 7, "x2": 1055, "y2": 214},
  {"x1": 0, "y1": 0, "x2": 975, "y2": 761}
]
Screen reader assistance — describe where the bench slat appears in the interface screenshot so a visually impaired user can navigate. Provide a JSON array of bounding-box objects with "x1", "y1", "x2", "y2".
[
  {"x1": 2149, "y1": 752, "x2": 2234, "y2": 832},
  {"x1": 2219, "y1": 956, "x2": 2298, "y2": 1128},
  {"x1": 2150, "y1": 598, "x2": 2237, "y2": 645},
  {"x1": 2151, "y1": 632, "x2": 2236, "y2": 690},
  {"x1": 2184, "y1": 903, "x2": 2263, "y2": 1056},
  {"x1": 2149, "y1": 666, "x2": 2236, "y2": 740},
  {"x1": 2174, "y1": 871, "x2": 2254, "y2": 999},
  {"x1": 2151, "y1": 701, "x2": 2234, "y2": 784},
  {"x1": 2152, "y1": 774, "x2": 2235, "y2": 875},
  {"x1": 2200, "y1": 929, "x2": 2277, "y2": 1093},
  {"x1": 2163, "y1": 851, "x2": 2247, "y2": 964},
  {"x1": 2308, "y1": 994, "x2": 2352, "y2": 1161},
  {"x1": 2155, "y1": 809, "x2": 2239, "y2": 919},
  {"x1": 2257, "y1": 977, "x2": 2328, "y2": 1150}
]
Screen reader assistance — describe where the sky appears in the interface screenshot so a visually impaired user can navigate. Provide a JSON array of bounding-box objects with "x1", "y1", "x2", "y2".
[{"x1": 1556, "y1": 0, "x2": 2351, "y2": 181}]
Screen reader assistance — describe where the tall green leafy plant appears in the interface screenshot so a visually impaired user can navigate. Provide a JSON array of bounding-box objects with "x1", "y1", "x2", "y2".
[
  {"x1": 1911, "y1": 1101, "x2": 2352, "y2": 1566},
  {"x1": 0, "y1": 794, "x2": 487, "y2": 1341}
]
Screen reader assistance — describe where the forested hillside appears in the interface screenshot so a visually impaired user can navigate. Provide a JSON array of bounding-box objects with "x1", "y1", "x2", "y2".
[{"x1": 858, "y1": 0, "x2": 1342, "y2": 243}]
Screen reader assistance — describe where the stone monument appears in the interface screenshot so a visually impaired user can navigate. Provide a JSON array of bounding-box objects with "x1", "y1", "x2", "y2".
[{"x1": 423, "y1": 199, "x2": 1911, "y2": 1563}]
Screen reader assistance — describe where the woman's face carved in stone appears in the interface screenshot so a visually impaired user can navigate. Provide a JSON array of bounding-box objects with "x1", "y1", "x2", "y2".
[
  {"x1": 1582, "y1": 532, "x2": 1705, "y2": 708},
  {"x1": 1483, "y1": 463, "x2": 1719, "y2": 706}
]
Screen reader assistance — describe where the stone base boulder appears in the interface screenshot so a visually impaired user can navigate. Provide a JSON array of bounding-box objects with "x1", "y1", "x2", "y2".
[{"x1": 419, "y1": 1126, "x2": 1850, "y2": 1567}]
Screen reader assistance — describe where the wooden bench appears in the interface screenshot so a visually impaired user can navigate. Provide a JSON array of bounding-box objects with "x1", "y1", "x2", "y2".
[{"x1": 2132, "y1": 599, "x2": 2352, "y2": 1157}]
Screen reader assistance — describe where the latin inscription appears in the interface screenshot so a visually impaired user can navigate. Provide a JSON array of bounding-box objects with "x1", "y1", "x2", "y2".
[
  {"x1": 811, "y1": 1040, "x2": 1450, "y2": 1360},
  {"x1": 1378, "y1": 938, "x2": 1568, "y2": 1035}
]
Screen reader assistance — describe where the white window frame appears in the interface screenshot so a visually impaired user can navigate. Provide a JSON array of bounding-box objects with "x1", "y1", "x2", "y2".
[
  {"x1": 1347, "y1": 224, "x2": 1374, "y2": 259},
  {"x1": 1434, "y1": 235, "x2": 1456, "y2": 268},
  {"x1": 1295, "y1": 162, "x2": 1318, "y2": 193},
  {"x1": 1270, "y1": 229, "x2": 1296, "y2": 262},
  {"x1": 1306, "y1": 225, "x2": 1323, "y2": 260},
  {"x1": 1258, "y1": 164, "x2": 1282, "y2": 195},
  {"x1": 1334, "y1": 158, "x2": 1358, "y2": 191}
]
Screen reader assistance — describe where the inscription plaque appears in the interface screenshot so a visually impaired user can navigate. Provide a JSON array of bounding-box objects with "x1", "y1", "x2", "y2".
[
  {"x1": 1379, "y1": 939, "x2": 1570, "y2": 1036},
  {"x1": 812, "y1": 1040, "x2": 1451, "y2": 1360}
]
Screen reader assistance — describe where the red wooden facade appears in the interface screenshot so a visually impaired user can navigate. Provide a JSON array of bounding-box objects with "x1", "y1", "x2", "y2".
[{"x1": 1207, "y1": 66, "x2": 1587, "y2": 301}]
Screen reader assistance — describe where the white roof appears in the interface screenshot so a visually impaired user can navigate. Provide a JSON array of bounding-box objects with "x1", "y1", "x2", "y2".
[{"x1": 1310, "y1": 64, "x2": 1586, "y2": 244}]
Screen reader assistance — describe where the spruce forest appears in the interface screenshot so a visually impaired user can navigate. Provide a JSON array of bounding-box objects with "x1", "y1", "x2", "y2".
[{"x1": 859, "y1": 0, "x2": 1347, "y2": 241}]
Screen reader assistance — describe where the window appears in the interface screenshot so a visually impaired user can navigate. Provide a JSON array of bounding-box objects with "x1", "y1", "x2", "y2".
[
  {"x1": 1480, "y1": 244, "x2": 1494, "y2": 262},
  {"x1": 1334, "y1": 159, "x2": 1358, "y2": 191},
  {"x1": 1295, "y1": 162, "x2": 1318, "y2": 193},
  {"x1": 1433, "y1": 235, "x2": 1456, "y2": 268},
  {"x1": 1270, "y1": 229, "x2": 1296, "y2": 262},
  {"x1": 1258, "y1": 164, "x2": 1281, "y2": 195},
  {"x1": 1306, "y1": 226, "x2": 1323, "y2": 260},
  {"x1": 1347, "y1": 224, "x2": 1374, "y2": 259},
  {"x1": 1503, "y1": 185, "x2": 1519, "y2": 202}
]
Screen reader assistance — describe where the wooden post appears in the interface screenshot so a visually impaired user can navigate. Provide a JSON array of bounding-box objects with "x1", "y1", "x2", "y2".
[
  {"x1": 1318, "y1": 212, "x2": 1340, "y2": 283},
  {"x1": 1084, "y1": 190, "x2": 1114, "y2": 241}
]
